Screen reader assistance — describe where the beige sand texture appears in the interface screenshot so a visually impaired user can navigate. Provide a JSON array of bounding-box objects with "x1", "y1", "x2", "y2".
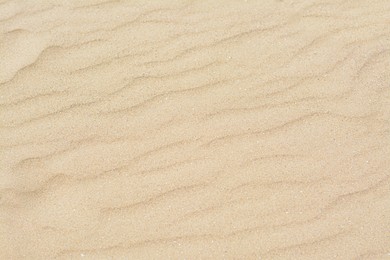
[{"x1": 1, "y1": 0, "x2": 390, "y2": 259}]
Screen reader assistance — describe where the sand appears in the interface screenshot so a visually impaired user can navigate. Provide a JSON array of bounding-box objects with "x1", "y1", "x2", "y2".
[{"x1": 0, "y1": 0, "x2": 390, "y2": 259}]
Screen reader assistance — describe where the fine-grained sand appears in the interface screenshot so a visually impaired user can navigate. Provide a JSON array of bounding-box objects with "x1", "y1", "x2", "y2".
[{"x1": 1, "y1": 0, "x2": 389, "y2": 259}]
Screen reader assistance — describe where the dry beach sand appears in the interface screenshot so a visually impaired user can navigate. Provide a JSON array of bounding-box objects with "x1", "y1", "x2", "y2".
[{"x1": 0, "y1": 0, "x2": 390, "y2": 259}]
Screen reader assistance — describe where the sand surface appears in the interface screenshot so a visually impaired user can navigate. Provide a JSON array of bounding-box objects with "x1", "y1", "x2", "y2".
[{"x1": 1, "y1": 0, "x2": 390, "y2": 259}]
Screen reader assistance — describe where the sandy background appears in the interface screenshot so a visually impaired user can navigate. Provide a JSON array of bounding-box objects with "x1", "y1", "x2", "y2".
[{"x1": 1, "y1": 0, "x2": 390, "y2": 259}]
